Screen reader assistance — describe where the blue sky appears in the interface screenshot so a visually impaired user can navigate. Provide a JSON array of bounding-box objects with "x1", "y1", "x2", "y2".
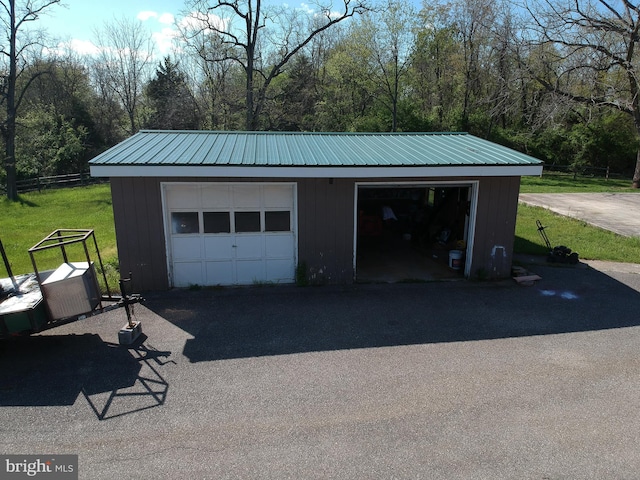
[
  {"x1": 37, "y1": 0, "x2": 427, "y2": 59},
  {"x1": 37, "y1": 0, "x2": 370, "y2": 58},
  {"x1": 38, "y1": 0, "x2": 200, "y2": 57}
]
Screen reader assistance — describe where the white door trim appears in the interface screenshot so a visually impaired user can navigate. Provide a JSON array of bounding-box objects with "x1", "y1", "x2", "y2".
[{"x1": 353, "y1": 180, "x2": 479, "y2": 279}]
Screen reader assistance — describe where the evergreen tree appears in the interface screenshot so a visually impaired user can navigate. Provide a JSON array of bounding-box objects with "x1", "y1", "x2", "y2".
[{"x1": 144, "y1": 57, "x2": 200, "y2": 130}]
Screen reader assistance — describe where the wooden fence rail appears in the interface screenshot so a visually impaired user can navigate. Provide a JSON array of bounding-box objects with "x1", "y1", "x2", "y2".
[
  {"x1": 0, "y1": 172, "x2": 106, "y2": 194},
  {"x1": 542, "y1": 164, "x2": 627, "y2": 180}
]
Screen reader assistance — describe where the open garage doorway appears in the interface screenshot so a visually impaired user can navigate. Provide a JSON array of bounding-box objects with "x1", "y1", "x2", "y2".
[{"x1": 355, "y1": 183, "x2": 475, "y2": 283}]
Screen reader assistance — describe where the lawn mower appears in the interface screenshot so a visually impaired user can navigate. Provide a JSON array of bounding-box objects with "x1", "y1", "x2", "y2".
[{"x1": 536, "y1": 220, "x2": 579, "y2": 265}]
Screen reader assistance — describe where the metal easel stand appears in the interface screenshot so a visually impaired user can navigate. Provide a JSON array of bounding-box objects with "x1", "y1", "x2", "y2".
[{"x1": 117, "y1": 275, "x2": 143, "y2": 345}]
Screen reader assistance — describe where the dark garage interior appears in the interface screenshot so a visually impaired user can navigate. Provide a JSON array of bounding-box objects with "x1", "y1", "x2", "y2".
[{"x1": 356, "y1": 184, "x2": 471, "y2": 282}]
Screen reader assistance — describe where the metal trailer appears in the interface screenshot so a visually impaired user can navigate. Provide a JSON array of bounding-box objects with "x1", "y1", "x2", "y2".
[{"x1": 0, "y1": 229, "x2": 142, "y2": 340}]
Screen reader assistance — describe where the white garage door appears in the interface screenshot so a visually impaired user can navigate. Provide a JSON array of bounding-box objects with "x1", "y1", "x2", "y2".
[{"x1": 164, "y1": 183, "x2": 297, "y2": 287}]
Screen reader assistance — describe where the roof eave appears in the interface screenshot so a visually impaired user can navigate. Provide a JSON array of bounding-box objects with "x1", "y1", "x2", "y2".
[{"x1": 90, "y1": 164, "x2": 543, "y2": 179}]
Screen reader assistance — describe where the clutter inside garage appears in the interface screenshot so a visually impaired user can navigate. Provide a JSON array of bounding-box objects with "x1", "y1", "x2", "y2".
[{"x1": 356, "y1": 185, "x2": 470, "y2": 282}]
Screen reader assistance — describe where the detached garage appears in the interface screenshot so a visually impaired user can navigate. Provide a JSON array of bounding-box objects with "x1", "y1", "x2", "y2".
[{"x1": 89, "y1": 131, "x2": 542, "y2": 291}]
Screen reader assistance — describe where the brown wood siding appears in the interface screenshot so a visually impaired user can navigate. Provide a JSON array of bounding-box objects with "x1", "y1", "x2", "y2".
[
  {"x1": 471, "y1": 176, "x2": 521, "y2": 279},
  {"x1": 109, "y1": 175, "x2": 522, "y2": 289},
  {"x1": 110, "y1": 178, "x2": 168, "y2": 291},
  {"x1": 297, "y1": 179, "x2": 355, "y2": 284},
  {"x1": 111, "y1": 176, "x2": 358, "y2": 289}
]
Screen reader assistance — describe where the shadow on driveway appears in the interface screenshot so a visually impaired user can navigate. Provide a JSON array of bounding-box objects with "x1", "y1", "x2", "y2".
[
  {"x1": 2, "y1": 262, "x2": 636, "y2": 413},
  {"x1": 143, "y1": 263, "x2": 640, "y2": 363},
  {"x1": 0, "y1": 334, "x2": 172, "y2": 419}
]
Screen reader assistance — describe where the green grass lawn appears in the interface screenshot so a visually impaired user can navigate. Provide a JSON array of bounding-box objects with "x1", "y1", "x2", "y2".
[
  {"x1": 515, "y1": 203, "x2": 640, "y2": 262},
  {"x1": 516, "y1": 172, "x2": 640, "y2": 263},
  {"x1": 0, "y1": 184, "x2": 118, "y2": 291}
]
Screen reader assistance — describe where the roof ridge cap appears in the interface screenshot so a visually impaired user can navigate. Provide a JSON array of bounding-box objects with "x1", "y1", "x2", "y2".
[{"x1": 137, "y1": 130, "x2": 469, "y2": 136}]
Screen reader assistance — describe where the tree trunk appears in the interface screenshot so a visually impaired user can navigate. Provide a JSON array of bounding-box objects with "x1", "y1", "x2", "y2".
[
  {"x1": 245, "y1": 5, "x2": 257, "y2": 132},
  {"x1": 245, "y1": 47, "x2": 255, "y2": 131},
  {"x1": 631, "y1": 108, "x2": 640, "y2": 188},
  {"x1": 246, "y1": 74, "x2": 254, "y2": 130},
  {"x1": 633, "y1": 148, "x2": 640, "y2": 188},
  {"x1": 127, "y1": 112, "x2": 135, "y2": 135},
  {"x1": 391, "y1": 55, "x2": 399, "y2": 132},
  {"x1": 4, "y1": 125, "x2": 17, "y2": 201},
  {"x1": 4, "y1": 0, "x2": 18, "y2": 201}
]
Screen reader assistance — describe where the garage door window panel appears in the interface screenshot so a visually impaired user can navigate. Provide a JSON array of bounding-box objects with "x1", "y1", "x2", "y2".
[
  {"x1": 204, "y1": 212, "x2": 231, "y2": 233},
  {"x1": 265, "y1": 211, "x2": 290, "y2": 232},
  {"x1": 235, "y1": 212, "x2": 261, "y2": 232},
  {"x1": 172, "y1": 212, "x2": 199, "y2": 234}
]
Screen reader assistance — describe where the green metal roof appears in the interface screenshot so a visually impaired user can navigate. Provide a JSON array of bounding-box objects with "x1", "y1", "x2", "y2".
[{"x1": 90, "y1": 130, "x2": 542, "y2": 168}]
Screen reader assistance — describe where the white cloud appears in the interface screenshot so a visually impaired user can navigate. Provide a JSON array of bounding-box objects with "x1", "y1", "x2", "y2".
[
  {"x1": 51, "y1": 38, "x2": 102, "y2": 57},
  {"x1": 73, "y1": 39, "x2": 102, "y2": 56},
  {"x1": 153, "y1": 27, "x2": 181, "y2": 55},
  {"x1": 180, "y1": 11, "x2": 227, "y2": 33},
  {"x1": 158, "y1": 13, "x2": 175, "y2": 25},
  {"x1": 137, "y1": 10, "x2": 158, "y2": 22},
  {"x1": 137, "y1": 11, "x2": 178, "y2": 56},
  {"x1": 138, "y1": 10, "x2": 174, "y2": 25},
  {"x1": 298, "y1": 3, "x2": 316, "y2": 14}
]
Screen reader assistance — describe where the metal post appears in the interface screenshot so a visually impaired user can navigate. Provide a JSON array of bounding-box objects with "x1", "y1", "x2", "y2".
[
  {"x1": 87, "y1": 231, "x2": 110, "y2": 303},
  {"x1": 91, "y1": 231, "x2": 111, "y2": 298},
  {"x1": 56, "y1": 230, "x2": 69, "y2": 264},
  {"x1": 0, "y1": 237, "x2": 17, "y2": 290},
  {"x1": 119, "y1": 277, "x2": 135, "y2": 328}
]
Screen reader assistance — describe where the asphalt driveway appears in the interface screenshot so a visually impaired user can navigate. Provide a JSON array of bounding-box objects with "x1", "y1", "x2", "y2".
[
  {"x1": 1, "y1": 261, "x2": 640, "y2": 479},
  {"x1": 519, "y1": 192, "x2": 640, "y2": 237}
]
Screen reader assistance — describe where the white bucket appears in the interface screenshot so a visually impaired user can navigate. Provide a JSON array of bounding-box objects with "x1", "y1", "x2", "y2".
[{"x1": 448, "y1": 250, "x2": 463, "y2": 270}]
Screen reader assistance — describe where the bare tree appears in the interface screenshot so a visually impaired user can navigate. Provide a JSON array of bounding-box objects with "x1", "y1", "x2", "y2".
[
  {"x1": 410, "y1": 5, "x2": 460, "y2": 128},
  {"x1": 177, "y1": 20, "x2": 238, "y2": 129},
  {"x1": 524, "y1": 0, "x2": 640, "y2": 187},
  {"x1": 90, "y1": 57, "x2": 128, "y2": 145},
  {"x1": 357, "y1": 0, "x2": 416, "y2": 131},
  {"x1": 481, "y1": 3, "x2": 533, "y2": 135},
  {"x1": 93, "y1": 16, "x2": 154, "y2": 135},
  {"x1": 183, "y1": 0, "x2": 370, "y2": 131},
  {"x1": 454, "y1": 0, "x2": 496, "y2": 129},
  {"x1": 0, "y1": 0, "x2": 60, "y2": 200}
]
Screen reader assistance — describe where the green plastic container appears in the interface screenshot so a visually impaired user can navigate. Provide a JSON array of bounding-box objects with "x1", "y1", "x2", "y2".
[{"x1": 0, "y1": 274, "x2": 50, "y2": 337}]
